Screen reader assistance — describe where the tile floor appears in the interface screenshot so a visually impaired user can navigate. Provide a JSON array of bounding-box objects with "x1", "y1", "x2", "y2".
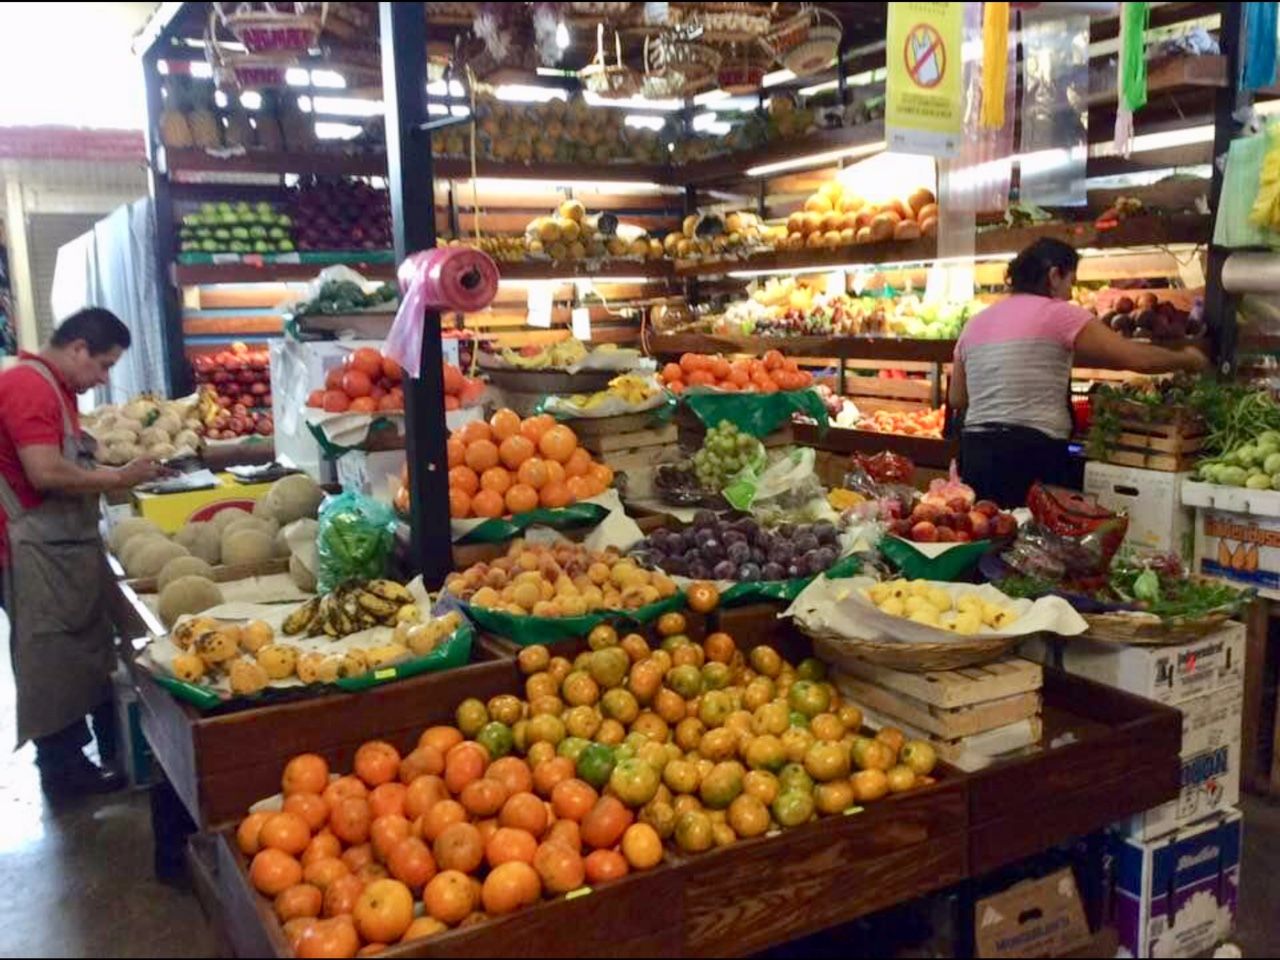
[{"x1": 0, "y1": 607, "x2": 1274, "y2": 958}]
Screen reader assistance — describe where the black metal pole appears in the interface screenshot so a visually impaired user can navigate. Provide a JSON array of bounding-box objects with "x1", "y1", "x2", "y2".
[
  {"x1": 380, "y1": 1, "x2": 452, "y2": 588},
  {"x1": 141, "y1": 45, "x2": 190, "y2": 399},
  {"x1": 1206, "y1": 1, "x2": 1247, "y2": 375}
]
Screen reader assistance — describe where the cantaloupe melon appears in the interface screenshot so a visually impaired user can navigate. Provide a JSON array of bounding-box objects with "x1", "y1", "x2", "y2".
[
  {"x1": 157, "y1": 556, "x2": 216, "y2": 592},
  {"x1": 158, "y1": 575, "x2": 224, "y2": 627},
  {"x1": 223, "y1": 516, "x2": 279, "y2": 543},
  {"x1": 260, "y1": 474, "x2": 325, "y2": 525},
  {"x1": 221, "y1": 528, "x2": 274, "y2": 567},
  {"x1": 175, "y1": 522, "x2": 221, "y2": 565},
  {"x1": 288, "y1": 553, "x2": 317, "y2": 592},
  {"x1": 209, "y1": 508, "x2": 251, "y2": 534},
  {"x1": 128, "y1": 539, "x2": 190, "y2": 580},
  {"x1": 109, "y1": 517, "x2": 163, "y2": 555},
  {"x1": 120, "y1": 534, "x2": 173, "y2": 574}
]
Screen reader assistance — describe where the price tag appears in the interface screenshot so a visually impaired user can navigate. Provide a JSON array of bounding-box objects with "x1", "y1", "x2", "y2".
[
  {"x1": 644, "y1": 2, "x2": 670, "y2": 25},
  {"x1": 1178, "y1": 255, "x2": 1207, "y2": 290},
  {"x1": 843, "y1": 805, "x2": 865, "y2": 816},
  {"x1": 441, "y1": 338, "x2": 460, "y2": 366},
  {"x1": 572, "y1": 306, "x2": 592, "y2": 341},
  {"x1": 374, "y1": 668, "x2": 396, "y2": 681},
  {"x1": 825, "y1": 270, "x2": 846, "y2": 297},
  {"x1": 527, "y1": 281, "x2": 554, "y2": 328},
  {"x1": 275, "y1": 252, "x2": 302, "y2": 265},
  {"x1": 850, "y1": 269, "x2": 870, "y2": 296},
  {"x1": 566, "y1": 886, "x2": 594, "y2": 901},
  {"x1": 212, "y1": 253, "x2": 240, "y2": 265}
]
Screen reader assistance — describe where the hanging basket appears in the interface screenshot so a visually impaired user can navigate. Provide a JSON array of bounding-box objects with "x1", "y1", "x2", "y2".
[
  {"x1": 716, "y1": 43, "x2": 769, "y2": 94},
  {"x1": 207, "y1": 8, "x2": 297, "y2": 90},
  {"x1": 642, "y1": 32, "x2": 721, "y2": 98},
  {"x1": 580, "y1": 23, "x2": 641, "y2": 98},
  {"x1": 677, "y1": 2, "x2": 775, "y2": 43},
  {"x1": 566, "y1": 1, "x2": 636, "y2": 17},
  {"x1": 762, "y1": 5, "x2": 816, "y2": 59},
  {"x1": 216, "y1": 2, "x2": 328, "y2": 55},
  {"x1": 780, "y1": 6, "x2": 842, "y2": 77}
]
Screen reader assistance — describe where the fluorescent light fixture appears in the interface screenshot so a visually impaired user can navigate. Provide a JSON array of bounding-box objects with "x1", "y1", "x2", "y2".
[
  {"x1": 427, "y1": 79, "x2": 466, "y2": 97},
  {"x1": 694, "y1": 89, "x2": 731, "y2": 106},
  {"x1": 556, "y1": 21, "x2": 570, "y2": 50},
  {"x1": 214, "y1": 89, "x2": 228, "y2": 109},
  {"x1": 315, "y1": 122, "x2": 363, "y2": 141},
  {"x1": 763, "y1": 68, "x2": 797, "y2": 87},
  {"x1": 453, "y1": 177, "x2": 672, "y2": 196},
  {"x1": 747, "y1": 140, "x2": 887, "y2": 177},
  {"x1": 501, "y1": 276, "x2": 652, "y2": 286},
  {"x1": 625, "y1": 114, "x2": 666, "y2": 131},
  {"x1": 311, "y1": 69, "x2": 346, "y2": 89},
  {"x1": 799, "y1": 79, "x2": 839, "y2": 97},
  {"x1": 692, "y1": 112, "x2": 719, "y2": 131},
  {"x1": 707, "y1": 122, "x2": 732, "y2": 135},
  {"x1": 157, "y1": 60, "x2": 170, "y2": 76},
  {"x1": 451, "y1": 104, "x2": 470, "y2": 117},
  {"x1": 240, "y1": 91, "x2": 262, "y2": 111},
  {"x1": 298, "y1": 95, "x2": 313, "y2": 112},
  {"x1": 189, "y1": 60, "x2": 213, "y2": 79},
  {"x1": 1089, "y1": 124, "x2": 1214, "y2": 157},
  {"x1": 312, "y1": 96, "x2": 383, "y2": 118},
  {"x1": 496, "y1": 84, "x2": 568, "y2": 103},
  {"x1": 286, "y1": 67, "x2": 310, "y2": 86},
  {"x1": 583, "y1": 91, "x2": 682, "y2": 110},
  {"x1": 537, "y1": 67, "x2": 576, "y2": 77}
]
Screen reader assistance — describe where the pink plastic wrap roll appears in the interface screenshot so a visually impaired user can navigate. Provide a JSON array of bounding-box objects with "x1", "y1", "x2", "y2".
[{"x1": 386, "y1": 247, "x2": 500, "y2": 377}]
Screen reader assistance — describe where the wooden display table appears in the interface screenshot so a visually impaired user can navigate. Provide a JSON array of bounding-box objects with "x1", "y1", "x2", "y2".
[{"x1": 178, "y1": 604, "x2": 1180, "y2": 959}]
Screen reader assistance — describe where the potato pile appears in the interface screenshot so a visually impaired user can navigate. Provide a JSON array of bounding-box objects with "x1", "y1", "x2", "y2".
[
  {"x1": 864, "y1": 580, "x2": 1016, "y2": 634},
  {"x1": 84, "y1": 397, "x2": 203, "y2": 465},
  {"x1": 444, "y1": 541, "x2": 678, "y2": 617}
]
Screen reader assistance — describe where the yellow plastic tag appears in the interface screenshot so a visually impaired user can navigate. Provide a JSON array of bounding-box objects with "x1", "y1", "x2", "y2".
[
  {"x1": 843, "y1": 805, "x2": 865, "y2": 816},
  {"x1": 374, "y1": 668, "x2": 396, "y2": 681},
  {"x1": 566, "y1": 886, "x2": 593, "y2": 901}
]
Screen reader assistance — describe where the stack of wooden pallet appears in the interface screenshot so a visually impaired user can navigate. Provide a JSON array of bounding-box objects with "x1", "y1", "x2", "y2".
[
  {"x1": 1093, "y1": 400, "x2": 1205, "y2": 473},
  {"x1": 835, "y1": 657, "x2": 1044, "y2": 771},
  {"x1": 569, "y1": 412, "x2": 680, "y2": 475}
]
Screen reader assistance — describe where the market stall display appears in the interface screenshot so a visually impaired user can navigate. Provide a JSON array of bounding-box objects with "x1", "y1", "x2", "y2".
[
  {"x1": 84, "y1": 395, "x2": 204, "y2": 464},
  {"x1": 658, "y1": 350, "x2": 814, "y2": 394}
]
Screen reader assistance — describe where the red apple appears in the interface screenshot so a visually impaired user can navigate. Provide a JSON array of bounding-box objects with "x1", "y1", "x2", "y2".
[
  {"x1": 910, "y1": 521, "x2": 938, "y2": 543},
  {"x1": 936, "y1": 527, "x2": 958, "y2": 543},
  {"x1": 256, "y1": 417, "x2": 274, "y2": 436},
  {"x1": 969, "y1": 512, "x2": 991, "y2": 540},
  {"x1": 954, "y1": 530, "x2": 972, "y2": 542},
  {"x1": 974, "y1": 500, "x2": 1000, "y2": 519}
]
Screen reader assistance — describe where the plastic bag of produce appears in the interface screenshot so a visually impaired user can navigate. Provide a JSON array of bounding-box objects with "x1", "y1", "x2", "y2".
[
  {"x1": 1001, "y1": 485, "x2": 1128, "y2": 590},
  {"x1": 316, "y1": 492, "x2": 399, "y2": 594},
  {"x1": 733, "y1": 447, "x2": 834, "y2": 520}
]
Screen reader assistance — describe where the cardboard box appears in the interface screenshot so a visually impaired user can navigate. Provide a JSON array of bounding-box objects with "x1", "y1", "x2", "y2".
[
  {"x1": 1113, "y1": 808, "x2": 1241, "y2": 958},
  {"x1": 975, "y1": 867, "x2": 1091, "y2": 958},
  {"x1": 336, "y1": 449, "x2": 407, "y2": 506},
  {"x1": 1033, "y1": 623, "x2": 1244, "y2": 707},
  {"x1": 1126, "y1": 685, "x2": 1242, "y2": 841},
  {"x1": 131, "y1": 473, "x2": 276, "y2": 534},
  {"x1": 1084, "y1": 462, "x2": 1195, "y2": 558}
]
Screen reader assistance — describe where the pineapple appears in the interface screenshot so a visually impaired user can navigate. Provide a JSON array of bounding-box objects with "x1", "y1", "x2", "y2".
[
  {"x1": 188, "y1": 82, "x2": 222, "y2": 149},
  {"x1": 159, "y1": 78, "x2": 193, "y2": 149}
]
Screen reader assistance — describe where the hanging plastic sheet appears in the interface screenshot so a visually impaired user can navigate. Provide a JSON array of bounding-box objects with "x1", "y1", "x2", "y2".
[{"x1": 1019, "y1": 9, "x2": 1091, "y2": 207}]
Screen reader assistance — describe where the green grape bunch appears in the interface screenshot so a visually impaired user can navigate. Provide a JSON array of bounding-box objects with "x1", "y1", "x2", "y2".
[{"x1": 691, "y1": 421, "x2": 763, "y2": 492}]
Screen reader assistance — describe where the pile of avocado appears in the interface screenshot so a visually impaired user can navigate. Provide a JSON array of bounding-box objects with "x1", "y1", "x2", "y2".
[
  {"x1": 295, "y1": 279, "x2": 398, "y2": 316},
  {"x1": 179, "y1": 201, "x2": 295, "y2": 256}
]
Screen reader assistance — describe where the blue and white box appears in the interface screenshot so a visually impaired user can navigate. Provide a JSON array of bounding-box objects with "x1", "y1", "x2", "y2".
[{"x1": 1114, "y1": 808, "x2": 1242, "y2": 958}]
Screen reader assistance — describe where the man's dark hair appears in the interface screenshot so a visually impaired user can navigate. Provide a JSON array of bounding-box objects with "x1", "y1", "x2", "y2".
[{"x1": 50, "y1": 308, "x2": 131, "y2": 354}]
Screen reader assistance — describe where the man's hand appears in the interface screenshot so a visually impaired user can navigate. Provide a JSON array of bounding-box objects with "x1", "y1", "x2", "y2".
[{"x1": 116, "y1": 457, "x2": 167, "y2": 488}]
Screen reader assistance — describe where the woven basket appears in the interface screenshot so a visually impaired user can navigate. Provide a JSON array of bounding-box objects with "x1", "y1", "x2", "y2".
[
  {"x1": 581, "y1": 24, "x2": 641, "y2": 98},
  {"x1": 642, "y1": 33, "x2": 721, "y2": 99},
  {"x1": 1081, "y1": 610, "x2": 1235, "y2": 646},
  {"x1": 762, "y1": 6, "x2": 815, "y2": 58},
  {"x1": 207, "y1": 9, "x2": 296, "y2": 90},
  {"x1": 217, "y1": 2, "x2": 328, "y2": 55},
  {"x1": 681, "y1": 2, "x2": 775, "y2": 42},
  {"x1": 807, "y1": 629, "x2": 1024, "y2": 674}
]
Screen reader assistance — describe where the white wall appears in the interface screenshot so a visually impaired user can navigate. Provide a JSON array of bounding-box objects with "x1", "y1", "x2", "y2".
[{"x1": 0, "y1": 158, "x2": 148, "y2": 349}]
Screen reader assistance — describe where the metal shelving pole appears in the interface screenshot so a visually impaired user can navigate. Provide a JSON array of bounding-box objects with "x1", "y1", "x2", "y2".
[{"x1": 380, "y1": 1, "x2": 453, "y2": 587}]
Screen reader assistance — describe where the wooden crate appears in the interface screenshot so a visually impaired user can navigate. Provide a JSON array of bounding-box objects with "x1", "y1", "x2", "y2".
[
  {"x1": 1094, "y1": 403, "x2": 1206, "y2": 473},
  {"x1": 836, "y1": 674, "x2": 1042, "y2": 740},
  {"x1": 567, "y1": 412, "x2": 668, "y2": 438},
  {"x1": 579, "y1": 424, "x2": 679, "y2": 455},
  {"x1": 836, "y1": 657, "x2": 1044, "y2": 710}
]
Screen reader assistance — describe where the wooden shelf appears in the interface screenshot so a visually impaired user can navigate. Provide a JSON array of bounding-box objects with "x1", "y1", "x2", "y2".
[
  {"x1": 793, "y1": 422, "x2": 957, "y2": 470},
  {"x1": 164, "y1": 147, "x2": 387, "y2": 179},
  {"x1": 175, "y1": 259, "x2": 395, "y2": 285},
  {"x1": 434, "y1": 157, "x2": 670, "y2": 183},
  {"x1": 649, "y1": 332, "x2": 957, "y2": 363},
  {"x1": 673, "y1": 214, "x2": 1211, "y2": 278},
  {"x1": 1084, "y1": 54, "x2": 1228, "y2": 109},
  {"x1": 495, "y1": 259, "x2": 672, "y2": 282},
  {"x1": 678, "y1": 122, "x2": 887, "y2": 186}
]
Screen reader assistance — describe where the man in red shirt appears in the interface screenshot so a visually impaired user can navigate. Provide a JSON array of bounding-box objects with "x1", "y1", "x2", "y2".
[{"x1": 0, "y1": 308, "x2": 164, "y2": 798}]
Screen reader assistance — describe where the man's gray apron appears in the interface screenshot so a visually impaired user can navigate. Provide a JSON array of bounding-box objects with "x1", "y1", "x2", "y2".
[{"x1": 0, "y1": 361, "x2": 112, "y2": 745}]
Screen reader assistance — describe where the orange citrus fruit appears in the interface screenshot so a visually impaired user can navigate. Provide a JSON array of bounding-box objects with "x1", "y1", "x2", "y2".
[
  {"x1": 464, "y1": 439, "x2": 500, "y2": 473},
  {"x1": 499, "y1": 435, "x2": 536, "y2": 470},
  {"x1": 457, "y1": 421, "x2": 492, "y2": 445},
  {"x1": 539, "y1": 481, "x2": 572, "y2": 509},
  {"x1": 471, "y1": 489, "x2": 505, "y2": 519},
  {"x1": 517, "y1": 457, "x2": 549, "y2": 490},
  {"x1": 480, "y1": 467, "x2": 513, "y2": 496},
  {"x1": 448, "y1": 466, "x2": 479, "y2": 497},
  {"x1": 538, "y1": 425, "x2": 578, "y2": 464},
  {"x1": 505, "y1": 484, "x2": 539, "y2": 515},
  {"x1": 490, "y1": 408, "x2": 521, "y2": 442}
]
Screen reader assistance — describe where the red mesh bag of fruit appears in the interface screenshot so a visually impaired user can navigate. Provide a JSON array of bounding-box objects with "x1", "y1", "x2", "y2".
[
  {"x1": 1003, "y1": 484, "x2": 1129, "y2": 588},
  {"x1": 851, "y1": 451, "x2": 915, "y2": 485}
]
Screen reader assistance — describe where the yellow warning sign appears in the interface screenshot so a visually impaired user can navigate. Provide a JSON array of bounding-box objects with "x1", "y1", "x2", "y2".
[{"x1": 887, "y1": 2, "x2": 964, "y2": 156}]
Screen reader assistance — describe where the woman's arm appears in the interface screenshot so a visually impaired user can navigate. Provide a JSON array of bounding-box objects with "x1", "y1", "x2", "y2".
[
  {"x1": 1073, "y1": 319, "x2": 1210, "y2": 373},
  {"x1": 948, "y1": 356, "x2": 968, "y2": 409}
]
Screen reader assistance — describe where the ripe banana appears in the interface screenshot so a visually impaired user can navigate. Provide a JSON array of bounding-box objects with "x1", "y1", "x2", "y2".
[
  {"x1": 366, "y1": 580, "x2": 413, "y2": 604},
  {"x1": 282, "y1": 598, "x2": 319, "y2": 636}
]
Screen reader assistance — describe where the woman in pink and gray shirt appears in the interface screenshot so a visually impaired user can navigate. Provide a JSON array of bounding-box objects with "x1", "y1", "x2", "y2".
[{"x1": 949, "y1": 239, "x2": 1208, "y2": 507}]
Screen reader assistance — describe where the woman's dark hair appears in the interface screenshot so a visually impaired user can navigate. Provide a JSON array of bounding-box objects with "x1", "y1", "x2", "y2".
[
  {"x1": 1006, "y1": 238, "x2": 1080, "y2": 295},
  {"x1": 50, "y1": 308, "x2": 131, "y2": 354}
]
